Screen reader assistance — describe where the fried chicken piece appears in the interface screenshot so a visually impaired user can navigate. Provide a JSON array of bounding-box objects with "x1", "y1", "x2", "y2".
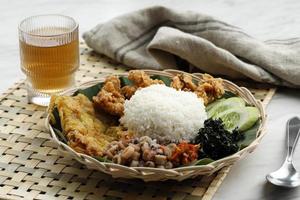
[
  {"x1": 170, "y1": 76, "x2": 184, "y2": 90},
  {"x1": 49, "y1": 94, "x2": 120, "y2": 156},
  {"x1": 128, "y1": 70, "x2": 164, "y2": 87},
  {"x1": 170, "y1": 73, "x2": 197, "y2": 91},
  {"x1": 195, "y1": 74, "x2": 224, "y2": 105},
  {"x1": 170, "y1": 73, "x2": 224, "y2": 105},
  {"x1": 121, "y1": 70, "x2": 164, "y2": 99},
  {"x1": 93, "y1": 76, "x2": 125, "y2": 116},
  {"x1": 93, "y1": 71, "x2": 164, "y2": 115},
  {"x1": 105, "y1": 126, "x2": 134, "y2": 141},
  {"x1": 121, "y1": 85, "x2": 138, "y2": 99}
]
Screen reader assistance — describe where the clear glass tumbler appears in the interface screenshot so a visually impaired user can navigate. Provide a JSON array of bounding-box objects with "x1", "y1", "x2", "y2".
[{"x1": 19, "y1": 15, "x2": 79, "y2": 106}]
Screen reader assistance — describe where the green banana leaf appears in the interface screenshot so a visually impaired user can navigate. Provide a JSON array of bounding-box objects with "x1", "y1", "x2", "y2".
[
  {"x1": 238, "y1": 121, "x2": 260, "y2": 149},
  {"x1": 150, "y1": 75, "x2": 172, "y2": 86},
  {"x1": 195, "y1": 158, "x2": 215, "y2": 165},
  {"x1": 73, "y1": 82, "x2": 104, "y2": 101},
  {"x1": 94, "y1": 156, "x2": 112, "y2": 163},
  {"x1": 222, "y1": 91, "x2": 237, "y2": 99},
  {"x1": 53, "y1": 127, "x2": 68, "y2": 144},
  {"x1": 119, "y1": 76, "x2": 133, "y2": 87}
]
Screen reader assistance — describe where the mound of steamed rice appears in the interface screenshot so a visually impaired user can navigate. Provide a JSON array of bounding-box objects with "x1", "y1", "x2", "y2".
[{"x1": 120, "y1": 84, "x2": 207, "y2": 142}]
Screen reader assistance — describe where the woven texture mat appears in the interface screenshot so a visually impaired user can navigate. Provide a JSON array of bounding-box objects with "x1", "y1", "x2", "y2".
[{"x1": 0, "y1": 42, "x2": 276, "y2": 200}]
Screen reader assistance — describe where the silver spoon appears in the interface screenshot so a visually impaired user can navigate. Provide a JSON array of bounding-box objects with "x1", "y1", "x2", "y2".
[{"x1": 266, "y1": 116, "x2": 300, "y2": 187}]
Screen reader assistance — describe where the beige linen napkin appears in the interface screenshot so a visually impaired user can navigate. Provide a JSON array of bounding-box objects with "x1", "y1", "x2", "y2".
[{"x1": 83, "y1": 6, "x2": 300, "y2": 87}]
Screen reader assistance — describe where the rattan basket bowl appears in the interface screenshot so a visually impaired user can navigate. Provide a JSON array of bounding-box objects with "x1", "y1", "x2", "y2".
[{"x1": 46, "y1": 69, "x2": 266, "y2": 182}]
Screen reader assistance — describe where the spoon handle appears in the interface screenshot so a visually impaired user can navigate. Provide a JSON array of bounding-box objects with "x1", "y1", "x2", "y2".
[{"x1": 286, "y1": 117, "x2": 300, "y2": 162}]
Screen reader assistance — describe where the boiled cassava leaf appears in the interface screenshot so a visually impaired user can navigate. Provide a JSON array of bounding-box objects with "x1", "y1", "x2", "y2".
[
  {"x1": 194, "y1": 115, "x2": 260, "y2": 162},
  {"x1": 194, "y1": 119, "x2": 244, "y2": 160}
]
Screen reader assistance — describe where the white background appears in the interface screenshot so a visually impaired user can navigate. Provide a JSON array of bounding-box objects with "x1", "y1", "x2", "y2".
[{"x1": 1, "y1": 0, "x2": 300, "y2": 199}]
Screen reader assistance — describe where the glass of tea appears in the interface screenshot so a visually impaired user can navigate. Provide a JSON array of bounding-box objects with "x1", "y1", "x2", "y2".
[{"x1": 19, "y1": 15, "x2": 79, "y2": 106}]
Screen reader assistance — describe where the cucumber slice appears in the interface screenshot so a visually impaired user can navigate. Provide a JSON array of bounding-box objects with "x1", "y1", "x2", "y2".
[
  {"x1": 208, "y1": 97, "x2": 246, "y2": 118},
  {"x1": 206, "y1": 98, "x2": 224, "y2": 111},
  {"x1": 214, "y1": 106, "x2": 260, "y2": 132}
]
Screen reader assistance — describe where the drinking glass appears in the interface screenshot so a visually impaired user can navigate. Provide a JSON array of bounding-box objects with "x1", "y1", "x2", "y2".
[{"x1": 19, "y1": 15, "x2": 79, "y2": 106}]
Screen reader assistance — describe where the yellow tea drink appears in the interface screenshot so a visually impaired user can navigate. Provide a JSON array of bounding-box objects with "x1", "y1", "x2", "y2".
[
  {"x1": 19, "y1": 15, "x2": 79, "y2": 106},
  {"x1": 20, "y1": 29, "x2": 79, "y2": 93}
]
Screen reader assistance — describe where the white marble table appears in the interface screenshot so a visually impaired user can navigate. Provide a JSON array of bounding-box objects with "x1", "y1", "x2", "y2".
[{"x1": 1, "y1": 0, "x2": 300, "y2": 199}]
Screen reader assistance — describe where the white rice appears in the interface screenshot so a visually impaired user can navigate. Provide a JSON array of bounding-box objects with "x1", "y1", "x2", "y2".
[{"x1": 120, "y1": 84, "x2": 207, "y2": 142}]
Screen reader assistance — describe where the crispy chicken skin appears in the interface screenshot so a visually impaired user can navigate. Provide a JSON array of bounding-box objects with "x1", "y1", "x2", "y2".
[
  {"x1": 121, "y1": 70, "x2": 164, "y2": 99},
  {"x1": 195, "y1": 74, "x2": 224, "y2": 105},
  {"x1": 121, "y1": 85, "x2": 138, "y2": 99},
  {"x1": 171, "y1": 73, "x2": 224, "y2": 105},
  {"x1": 93, "y1": 76, "x2": 125, "y2": 116},
  {"x1": 49, "y1": 94, "x2": 120, "y2": 156},
  {"x1": 128, "y1": 70, "x2": 164, "y2": 88},
  {"x1": 170, "y1": 74, "x2": 197, "y2": 91}
]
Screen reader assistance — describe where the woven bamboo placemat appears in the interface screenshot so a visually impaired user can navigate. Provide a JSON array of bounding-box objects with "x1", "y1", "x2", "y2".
[{"x1": 0, "y1": 42, "x2": 276, "y2": 200}]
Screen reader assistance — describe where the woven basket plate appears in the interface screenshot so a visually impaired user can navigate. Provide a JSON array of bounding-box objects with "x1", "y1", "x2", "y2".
[{"x1": 46, "y1": 69, "x2": 267, "y2": 182}]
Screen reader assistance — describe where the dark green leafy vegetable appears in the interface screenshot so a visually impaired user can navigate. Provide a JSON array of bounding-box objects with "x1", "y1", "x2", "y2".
[{"x1": 194, "y1": 119, "x2": 244, "y2": 160}]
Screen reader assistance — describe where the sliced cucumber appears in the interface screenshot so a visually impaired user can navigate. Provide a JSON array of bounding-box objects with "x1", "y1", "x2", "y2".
[
  {"x1": 214, "y1": 106, "x2": 260, "y2": 132},
  {"x1": 206, "y1": 98, "x2": 224, "y2": 111},
  {"x1": 207, "y1": 97, "x2": 246, "y2": 118}
]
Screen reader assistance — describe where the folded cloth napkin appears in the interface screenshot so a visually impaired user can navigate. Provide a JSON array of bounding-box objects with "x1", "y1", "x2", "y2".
[{"x1": 83, "y1": 6, "x2": 300, "y2": 87}]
